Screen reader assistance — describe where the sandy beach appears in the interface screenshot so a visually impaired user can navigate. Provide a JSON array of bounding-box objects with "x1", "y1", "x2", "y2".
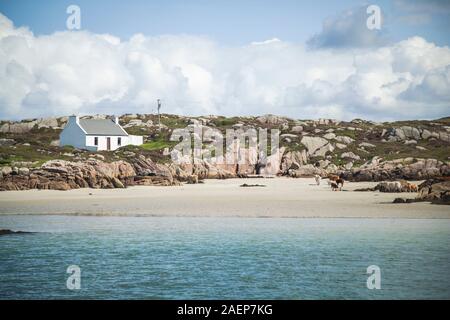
[{"x1": 0, "y1": 178, "x2": 448, "y2": 218}]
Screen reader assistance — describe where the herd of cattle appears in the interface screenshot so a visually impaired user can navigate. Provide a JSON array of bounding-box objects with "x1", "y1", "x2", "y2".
[{"x1": 314, "y1": 174, "x2": 419, "y2": 193}]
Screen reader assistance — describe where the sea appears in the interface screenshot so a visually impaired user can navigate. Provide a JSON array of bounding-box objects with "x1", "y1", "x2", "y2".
[{"x1": 0, "y1": 215, "x2": 449, "y2": 299}]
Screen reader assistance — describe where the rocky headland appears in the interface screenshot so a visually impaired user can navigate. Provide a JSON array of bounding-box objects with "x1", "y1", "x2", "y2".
[{"x1": 1, "y1": 114, "x2": 449, "y2": 202}]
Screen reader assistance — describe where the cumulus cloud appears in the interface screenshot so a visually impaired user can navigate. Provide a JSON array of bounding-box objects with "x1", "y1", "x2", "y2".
[
  {"x1": 0, "y1": 13, "x2": 449, "y2": 121},
  {"x1": 307, "y1": 6, "x2": 388, "y2": 49}
]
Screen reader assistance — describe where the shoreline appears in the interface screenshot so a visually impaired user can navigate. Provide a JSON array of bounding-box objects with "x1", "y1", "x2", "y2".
[{"x1": 1, "y1": 178, "x2": 449, "y2": 219}]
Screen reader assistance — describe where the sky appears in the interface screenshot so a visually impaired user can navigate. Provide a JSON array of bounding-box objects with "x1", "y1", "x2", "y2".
[{"x1": 0, "y1": 0, "x2": 450, "y2": 121}]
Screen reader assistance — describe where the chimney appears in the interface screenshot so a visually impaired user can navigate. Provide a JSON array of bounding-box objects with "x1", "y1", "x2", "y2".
[
  {"x1": 112, "y1": 116, "x2": 119, "y2": 125},
  {"x1": 69, "y1": 115, "x2": 79, "y2": 125}
]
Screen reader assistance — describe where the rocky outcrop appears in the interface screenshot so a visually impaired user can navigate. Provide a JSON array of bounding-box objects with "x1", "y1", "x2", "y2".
[
  {"x1": 0, "y1": 138, "x2": 15, "y2": 146},
  {"x1": 287, "y1": 164, "x2": 326, "y2": 177},
  {"x1": 0, "y1": 117, "x2": 61, "y2": 133},
  {"x1": 300, "y1": 136, "x2": 334, "y2": 157},
  {"x1": 341, "y1": 158, "x2": 450, "y2": 182},
  {"x1": 374, "y1": 181, "x2": 417, "y2": 193},
  {"x1": 416, "y1": 178, "x2": 450, "y2": 204},
  {"x1": 128, "y1": 155, "x2": 176, "y2": 186},
  {"x1": 384, "y1": 125, "x2": 449, "y2": 143},
  {"x1": 256, "y1": 114, "x2": 289, "y2": 127},
  {"x1": 291, "y1": 125, "x2": 303, "y2": 133},
  {"x1": 281, "y1": 150, "x2": 308, "y2": 172},
  {"x1": 0, "y1": 157, "x2": 178, "y2": 191},
  {"x1": 123, "y1": 119, "x2": 153, "y2": 128},
  {"x1": 1, "y1": 121, "x2": 37, "y2": 134}
]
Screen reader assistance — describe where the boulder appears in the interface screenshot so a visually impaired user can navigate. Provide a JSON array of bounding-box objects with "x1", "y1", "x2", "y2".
[
  {"x1": 416, "y1": 179, "x2": 450, "y2": 204},
  {"x1": 341, "y1": 152, "x2": 360, "y2": 161},
  {"x1": 18, "y1": 167, "x2": 30, "y2": 175},
  {"x1": 345, "y1": 162, "x2": 353, "y2": 170},
  {"x1": 421, "y1": 129, "x2": 432, "y2": 140},
  {"x1": 400, "y1": 126, "x2": 421, "y2": 140},
  {"x1": 256, "y1": 114, "x2": 289, "y2": 126},
  {"x1": 0, "y1": 121, "x2": 37, "y2": 134},
  {"x1": 359, "y1": 142, "x2": 376, "y2": 148},
  {"x1": 0, "y1": 138, "x2": 15, "y2": 146},
  {"x1": 280, "y1": 134, "x2": 298, "y2": 142},
  {"x1": 288, "y1": 164, "x2": 324, "y2": 177},
  {"x1": 375, "y1": 181, "x2": 403, "y2": 192},
  {"x1": 1, "y1": 167, "x2": 12, "y2": 176},
  {"x1": 335, "y1": 136, "x2": 355, "y2": 144},
  {"x1": 323, "y1": 133, "x2": 336, "y2": 140},
  {"x1": 300, "y1": 136, "x2": 328, "y2": 155},
  {"x1": 315, "y1": 143, "x2": 335, "y2": 157},
  {"x1": 404, "y1": 139, "x2": 417, "y2": 145},
  {"x1": 439, "y1": 131, "x2": 450, "y2": 143},
  {"x1": 281, "y1": 150, "x2": 308, "y2": 172},
  {"x1": 291, "y1": 126, "x2": 303, "y2": 133},
  {"x1": 186, "y1": 174, "x2": 199, "y2": 184},
  {"x1": 37, "y1": 117, "x2": 58, "y2": 129}
]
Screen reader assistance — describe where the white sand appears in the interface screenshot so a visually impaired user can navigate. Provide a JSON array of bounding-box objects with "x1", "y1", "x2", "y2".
[{"x1": 0, "y1": 178, "x2": 448, "y2": 218}]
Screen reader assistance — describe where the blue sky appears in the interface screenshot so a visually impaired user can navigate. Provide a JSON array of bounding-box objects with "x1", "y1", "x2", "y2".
[
  {"x1": 0, "y1": 0, "x2": 449, "y2": 120},
  {"x1": 0, "y1": 0, "x2": 449, "y2": 46}
]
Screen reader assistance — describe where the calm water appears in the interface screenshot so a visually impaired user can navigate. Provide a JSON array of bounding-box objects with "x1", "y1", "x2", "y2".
[{"x1": 0, "y1": 216, "x2": 449, "y2": 299}]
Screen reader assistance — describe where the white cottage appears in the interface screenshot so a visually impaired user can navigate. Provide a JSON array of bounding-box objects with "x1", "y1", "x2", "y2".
[{"x1": 60, "y1": 115, "x2": 143, "y2": 151}]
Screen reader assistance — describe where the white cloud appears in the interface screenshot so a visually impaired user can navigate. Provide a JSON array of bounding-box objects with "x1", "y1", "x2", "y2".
[{"x1": 0, "y1": 13, "x2": 449, "y2": 121}]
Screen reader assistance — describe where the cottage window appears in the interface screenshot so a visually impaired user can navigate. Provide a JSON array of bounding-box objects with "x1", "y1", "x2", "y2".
[{"x1": 94, "y1": 137, "x2": 98, "y2": 146}]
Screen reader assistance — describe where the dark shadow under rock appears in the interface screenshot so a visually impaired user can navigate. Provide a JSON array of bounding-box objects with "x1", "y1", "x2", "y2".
[
  {"x1": 0, "y1": 229, "x2": 34, "y2": 236},
  {"x1": 240, "y1": 183, "x2": 266, "y2": 187}
]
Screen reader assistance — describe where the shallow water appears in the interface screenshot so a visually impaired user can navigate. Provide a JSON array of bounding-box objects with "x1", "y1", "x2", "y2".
[{"x1": 0, "y1": 215, "x2": 449, "y2": 299}]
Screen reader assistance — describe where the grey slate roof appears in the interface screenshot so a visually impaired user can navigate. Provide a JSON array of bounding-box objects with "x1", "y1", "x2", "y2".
[{"x1": 78, "y1": 119, "x2": 128, "y2": 136}]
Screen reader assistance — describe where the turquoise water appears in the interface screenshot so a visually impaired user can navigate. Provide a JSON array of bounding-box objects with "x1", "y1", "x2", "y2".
[{"x1": 0, "y1": 216, "x2": 449, "y2": 299}]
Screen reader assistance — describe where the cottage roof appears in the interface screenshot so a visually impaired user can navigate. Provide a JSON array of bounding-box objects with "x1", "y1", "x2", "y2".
[{"x1": 78, "y1": 119, "x2": 128, "y2": 136}]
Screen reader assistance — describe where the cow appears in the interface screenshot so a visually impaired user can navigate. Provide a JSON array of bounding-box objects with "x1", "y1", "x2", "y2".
[
  {"x1": 330, "y1": 182, "x2": 339, "y2": 191},
  {"x1": 314, "y1": 175, "x2": 321, "y2": 186},
  {"x1": 399, "y1": 180, "x2": 419, "y2": 192}
]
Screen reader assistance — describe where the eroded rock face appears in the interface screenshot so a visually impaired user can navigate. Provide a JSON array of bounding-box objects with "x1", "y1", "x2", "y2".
[
  {"x1": 1, "y1": 121, "x2": 37, "y2": 134},
  {"x1": 256, "y1": 114, "x2": 289, "y2": 126},
  {"x1": 300, "y1": 136, "x2": 329, "y2": 156},
  {"x1": 416, "y1": 179, "x2": 450, "y2": 204},
  {"x1": 288, "y1": 165, "x2": 326, "y2": 177},
  {"x1": 281, "y1": 150, "x2": 308, "y2": 172},
  {"x1": 341, "y1": 158, "x2": 450, "y2": 182},
  {"x1": 37, "y1": 118, "x2": 58, "y2": 129},
  {"x1": 0, "y1": 157, "x2": 178, "y2": 191}
]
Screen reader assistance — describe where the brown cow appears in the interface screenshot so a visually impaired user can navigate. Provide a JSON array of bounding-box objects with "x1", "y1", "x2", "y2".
[
  {"x1": 330, "y1": 182, "x2": 339, "y2": 191},
  {"x1": 328, "y1": 175, "x2": 339, "y2": 182},
  {"x1": 336, "y1": 178, "x2": 345, "y2": 189},
  {"x1": 399, "y1": 180, "x2": 418, "y2": 192}
]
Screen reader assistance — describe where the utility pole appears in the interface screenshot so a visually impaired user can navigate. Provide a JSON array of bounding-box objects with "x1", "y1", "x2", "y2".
[{"x1": 157, "y1": 99, "x2": 161, "y2": 131}]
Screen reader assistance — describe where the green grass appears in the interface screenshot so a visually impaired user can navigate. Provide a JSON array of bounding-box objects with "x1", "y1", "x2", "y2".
[
  {"x1": 211, "y1": 117, "x2": 240, "y2": 128},
  {"x1": 336, "y1": 129, "x2": 358, "y2": 140},
  {"x1": 141, "y1": 139, "x2": 177, "y2": 151}
]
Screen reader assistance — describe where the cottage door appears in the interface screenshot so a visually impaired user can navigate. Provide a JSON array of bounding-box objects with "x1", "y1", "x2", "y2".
[{"x1": 107, "y1": 137, "x2": 111, "y2": 150}]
